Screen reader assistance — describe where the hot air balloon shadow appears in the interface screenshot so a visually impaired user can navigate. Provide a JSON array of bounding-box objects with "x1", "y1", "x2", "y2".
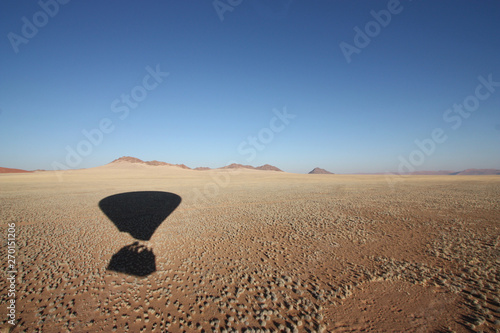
[{"x1": 99, "y1": 191, "x2": 181, "y2": 277}]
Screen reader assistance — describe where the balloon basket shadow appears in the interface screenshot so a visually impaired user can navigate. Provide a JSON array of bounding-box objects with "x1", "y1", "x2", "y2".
[{"x1": 107, "y1": 241, "x2": 156, "y2": 277}]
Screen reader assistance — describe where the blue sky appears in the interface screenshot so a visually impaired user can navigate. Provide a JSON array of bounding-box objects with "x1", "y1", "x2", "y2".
[{"x1": 0, "y1": 0, "x2": 499, "y2": 173}]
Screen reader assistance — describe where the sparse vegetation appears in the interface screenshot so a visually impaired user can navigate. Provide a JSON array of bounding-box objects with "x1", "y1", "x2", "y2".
[{"x1": 0, "y1": 168, "x2": 499, "y2": 332}]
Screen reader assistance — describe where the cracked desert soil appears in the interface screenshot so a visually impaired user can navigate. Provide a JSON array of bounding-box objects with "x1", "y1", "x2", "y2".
[{"x1": 1, "y1": 164, "x2": 499, "y2": 332}]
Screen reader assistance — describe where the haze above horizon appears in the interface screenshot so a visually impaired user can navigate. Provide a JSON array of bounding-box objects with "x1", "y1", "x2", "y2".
[{"x1": 1, "y1": 1, "x2": 499, "y2": 174}]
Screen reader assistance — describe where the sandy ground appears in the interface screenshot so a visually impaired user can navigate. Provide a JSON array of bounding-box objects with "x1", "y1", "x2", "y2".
[{"x1": 0, "y1": 165, "x2": 499, "y2": 332}]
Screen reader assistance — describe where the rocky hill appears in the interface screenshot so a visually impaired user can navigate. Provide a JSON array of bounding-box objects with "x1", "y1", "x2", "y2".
[
  {"x1": 109, "y1": 157, "x2": 283, "y2": 172},
  {"x1": 308, "y1": 167, "x2": 334, "y2": 174},
  {"x1": 219, "y1": 163, "x2": 283, "y2": 172},
  {"x1": 255, "y1": 164, "x2": 283, "y2": 172},
  {"x1": 110, "y1": 156, "x2": 191, "y2": 169}
]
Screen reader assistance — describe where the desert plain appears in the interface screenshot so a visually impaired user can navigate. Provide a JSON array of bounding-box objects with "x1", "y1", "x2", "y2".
[{"x1": 1, "y1": 162, "x2": 499, "y2": 332}]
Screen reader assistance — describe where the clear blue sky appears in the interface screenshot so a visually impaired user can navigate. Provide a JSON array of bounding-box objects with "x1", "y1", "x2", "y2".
[{"x1": 1, "y1": 0, "x2": 499, "y2": 173}]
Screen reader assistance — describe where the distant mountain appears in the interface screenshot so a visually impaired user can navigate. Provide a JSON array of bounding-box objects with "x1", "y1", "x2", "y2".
[
  {"x1": 219, "y1": 163, "x2": 255, "y2": 170},
  {"x1": 219, "y1": 163, "x2": 283, "y2": 172},
  {"x1": 109, "y1": 156, "x2": 191, "y2": 169},
  {"x1": 408, "y1": 170, "x2": 456, "y2": 175},
  {"x1": 453, "y1": 168, "x2": 500, "y2": 175},
  {"x1": 108, "y1": 157, "x2": 284, "y2": 171},
  {"x1": 144, "y1": 160, "x2": 170, "y2": 166},
  {"x1": 194, "y1": 167, "x2": 211, "y2": 171},
  {"x1": 0, "y1": 167, "x2": 32, "y2": 173},
  {"x1": 255, "y1": 164, "x2": 283, "y2": 172},
  {"x1": 6, "y1": 156, "x2": 496, "y2": 175},
  {"x1": 308, "y1": 167, "x2": 334, "y2": 174},
  {"x1": 396, "y1": 169, "x2": 500, "y2": 176},
  {"x1": 144, "y1": 160, "x2": 190, "y2": 169},
  {"x1": 110, "y1": 156, "x2": 144, "y2": 164}
]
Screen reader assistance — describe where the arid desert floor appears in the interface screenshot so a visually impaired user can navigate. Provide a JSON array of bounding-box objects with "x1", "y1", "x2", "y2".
[{"x1": 1, "y1": 164, "x2": 499, "y2": 332}]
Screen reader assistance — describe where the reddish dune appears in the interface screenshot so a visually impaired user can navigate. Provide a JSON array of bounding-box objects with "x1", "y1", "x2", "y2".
[{"x1": 0, "y1": 167, "x2": 32, "y2": 173}]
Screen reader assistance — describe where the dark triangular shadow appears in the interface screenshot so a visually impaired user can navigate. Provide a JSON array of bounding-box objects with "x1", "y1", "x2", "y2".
[
  {"x1": 99, "y1": 191, "x2": 181, "y2": 241},
  {"x1": 99, "y1": 191, "x2": 181, "y2": 277}
]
